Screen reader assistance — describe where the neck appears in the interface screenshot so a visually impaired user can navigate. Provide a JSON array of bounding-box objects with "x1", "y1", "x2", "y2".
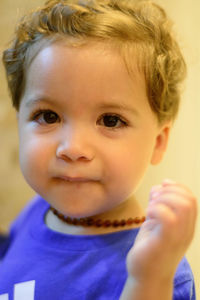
[{"x1": 45, "y1": 197, "x2": 145, "y2": 235}]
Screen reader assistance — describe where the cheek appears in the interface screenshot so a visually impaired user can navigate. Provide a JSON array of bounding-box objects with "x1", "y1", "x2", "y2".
[
  {"x1": 107, "y1": 138, "x2": 154, "y2": 182},
  {"x1": 19, "y1": 135, "x2": 52, "y2": 180}
]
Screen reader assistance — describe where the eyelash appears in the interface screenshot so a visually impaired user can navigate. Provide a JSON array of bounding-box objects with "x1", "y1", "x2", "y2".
[{"x1": 30, "y1": 109, "x2": 128, "y2": 129}]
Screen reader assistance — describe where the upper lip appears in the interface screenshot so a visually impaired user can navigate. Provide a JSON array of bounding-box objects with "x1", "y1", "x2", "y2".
[{"x1": 57, "y1": 175, "x2": 96, "y2": 182}]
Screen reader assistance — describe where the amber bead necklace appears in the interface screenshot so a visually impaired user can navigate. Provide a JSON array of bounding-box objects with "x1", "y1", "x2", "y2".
[{"x1": 50, "y1": 207, "x2": 146, "y2": 228}]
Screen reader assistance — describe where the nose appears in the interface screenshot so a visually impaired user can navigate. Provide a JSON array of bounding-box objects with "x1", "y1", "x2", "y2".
[{"x1": 56, "y1": 126, "x2": 94, "y2": 162}]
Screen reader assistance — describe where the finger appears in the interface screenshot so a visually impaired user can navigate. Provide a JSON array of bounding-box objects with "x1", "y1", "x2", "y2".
[
  {"x1": 149, "y1": 184, "x2": 162, "y2": 203},
  {"x1": 147, "y1": 193, "x2": 197, "y2": 241},
  {"x1": 149, "y1": 182, "x2": 198, "y2": 226},
  {"x1": 150, "y1": 185, "x2": 196, "y2": 206},
  {"x1": 146, "y1": 201, "x2": 195, "y2": 246},
  {"x1": 151, "y1": 179, "x2": 195, "y2": 199},
  {"x1": 162, "y1": 179, "x2": 195, "y2": 197},
  {"x1": 149, "y1": 191, "x2": 197, "y2": 221},
  {"x1": 162, "y1": 178, "x2": 177, "y2": 186},
  {"x1": 146, "y1": 202, "x2": 177, "y2": 236}
]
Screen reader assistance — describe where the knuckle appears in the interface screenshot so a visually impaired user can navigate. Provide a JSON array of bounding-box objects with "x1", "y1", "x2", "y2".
[
  {"x1": 181, "y1": 201, "x2": 191, "y2": 211},
  {"x1": 190, "y1": 195, "x2": 198, "y2": 206},
  {"x1": 164, "y1": 213, "x2": 177, "y2": 227},
  {"x1": 186, "y1": 195, "x2": 198, "y2": 213}
]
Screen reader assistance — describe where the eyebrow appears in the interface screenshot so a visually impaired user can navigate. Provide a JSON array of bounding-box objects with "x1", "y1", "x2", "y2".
[
  {"x1": 97, "y1": 103, "x2": 140, "y2": 117},
  {"x1": 25, "y1": 96, "x2": 54, "y2": 108},
  {"x1": 25, "y1": 96, "x2": 140, "y2": 117}
]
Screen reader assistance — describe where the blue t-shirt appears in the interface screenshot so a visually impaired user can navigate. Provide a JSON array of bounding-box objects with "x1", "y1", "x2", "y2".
[{"x1": 0, "y1": 195, "x2": 196, "y2": 299}]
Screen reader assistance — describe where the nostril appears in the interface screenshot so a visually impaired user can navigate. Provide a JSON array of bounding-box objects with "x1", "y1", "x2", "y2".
[{"x1": 56, "y1": 144, "x2": 94, "y2": 162}]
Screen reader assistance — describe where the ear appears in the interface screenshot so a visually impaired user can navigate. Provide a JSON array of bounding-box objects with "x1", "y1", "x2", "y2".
[{"x1": 151, "y1": 122, "x2": 172, "y2": 165}]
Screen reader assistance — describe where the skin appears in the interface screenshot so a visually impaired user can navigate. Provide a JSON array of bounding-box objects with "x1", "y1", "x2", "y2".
[
  {"x1": 120, "y1": 180, "x2": 197, "y2": 299},
  {"x1": 17, "y1": 42, "x2": 170, "y2": 229},
  {"x1": 17, "y1": 42, "x2": 197, "y2": 299}
]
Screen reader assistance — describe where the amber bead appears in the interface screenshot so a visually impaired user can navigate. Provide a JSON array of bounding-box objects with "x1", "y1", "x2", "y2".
[
  {"x1": 120, "y1": 220, "x2": 126, "y2": 226},
  {"x1": 66, "y1": 217, "x2": 73, "y2": 224},
  {"x1": 95, "y1": 219, "x2": 103, "y2": 227},
  {"x1": 72, "y1": 218, "x2": 79, "y2": 225},
  {"x1": 86, "y1": 218, "x2": 95, "y2": 226},
  {"x1": 127, "y1": 218, "x2": 134, "y2": 225},
  {"x1": 141, "y1": 216, "x2": 146, "y2": 222},
  {"x1": 134, "y1": 217, "x2": 141, "y2": 224},
  {"x1": 103, "y1": 220, "x2": 111, "y2": 227},
  {"x1": 113, "y1": 220, "x2": 120, "y2": 227},
  {"x1": 50, "y1": 207, "x2": 145, "y2": 228},
  {"x1": 79, "y1": 218, "x2": 86, "y2": 226}
]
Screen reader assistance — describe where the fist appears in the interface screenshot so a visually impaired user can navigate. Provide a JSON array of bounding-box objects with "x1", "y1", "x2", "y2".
[{"x1": 126, "y1": 179, "x2": 197, "y2": 281}]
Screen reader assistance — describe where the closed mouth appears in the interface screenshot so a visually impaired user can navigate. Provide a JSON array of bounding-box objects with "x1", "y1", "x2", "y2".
[{"x1": 57, "y1": 176, "x2": 95, "y2": 183}]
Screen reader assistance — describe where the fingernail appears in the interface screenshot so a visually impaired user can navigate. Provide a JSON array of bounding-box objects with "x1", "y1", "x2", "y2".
[
  {"x1": 162, "y1": 179, "x2": 176, "y2": 186},
  {"x1": 151, "y1": 191, "x2": 161, "y2": 199},
  {"x1": 150, "y1": 185, "x2": 162, "y2": 201},
  {"x1": 150, "y1": 184, "x2": 162, "y2": 193}
]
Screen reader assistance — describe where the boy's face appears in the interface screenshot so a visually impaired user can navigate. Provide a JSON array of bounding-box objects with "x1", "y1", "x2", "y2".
[{"x1": 17, "y1": 42, "x2": 170, "y2": 218}]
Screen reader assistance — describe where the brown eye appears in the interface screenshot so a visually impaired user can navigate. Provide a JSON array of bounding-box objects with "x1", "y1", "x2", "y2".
[
  {"x1": 32, "y1": 110, "x2": 60, "y2": 125},
  {"x1": 103, "y1": 115, "x2": 120, "y2": 127},
  {"x1": 98, "y1": 114, "x2": 128, "y2": 129},
  {"x1": 42, "y1": 111, "x2": 59, "y2": 124}
]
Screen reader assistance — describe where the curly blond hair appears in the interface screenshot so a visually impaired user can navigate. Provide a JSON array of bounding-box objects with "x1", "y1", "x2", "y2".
[{"x1": 2, "y1": 0, "x2": 186, "y2": 124}]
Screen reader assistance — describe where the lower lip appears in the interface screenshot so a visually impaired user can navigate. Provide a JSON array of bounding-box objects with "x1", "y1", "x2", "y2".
[{"x1": 56, "y1": 177, "x2": 95, "y2": 183}]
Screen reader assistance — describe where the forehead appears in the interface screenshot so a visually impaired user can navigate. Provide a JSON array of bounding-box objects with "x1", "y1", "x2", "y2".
[
  {"x1": 26, "y1": 41, "x2": 144, "y2": 84},
  {"x1": 22, "y1": 42, "x2": 150, "y2": 117}
]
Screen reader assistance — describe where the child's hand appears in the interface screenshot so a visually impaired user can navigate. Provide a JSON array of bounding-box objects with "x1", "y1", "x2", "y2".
[{"x1": 126, "y1": 179, "x2": 197, "y2": 282}]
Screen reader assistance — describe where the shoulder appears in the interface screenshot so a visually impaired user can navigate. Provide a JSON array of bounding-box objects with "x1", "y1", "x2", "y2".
[
  {"x1": 0, "y1": 234, "x2": 10, "y2": 259},
  {"x1": 0, "y1": 195, "x2": 48, "y2": 259},
  {"x1": 173, "y1": 257, "x2": 196, "y2": 300},
  {"x1": 7, "y1": 195, "x2": 48, "y2": 241}
]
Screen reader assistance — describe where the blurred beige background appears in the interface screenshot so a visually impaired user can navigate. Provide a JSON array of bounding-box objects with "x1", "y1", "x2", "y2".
[{"x1": 0, "y1": 0, "x2": 199, "y2": 297}]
